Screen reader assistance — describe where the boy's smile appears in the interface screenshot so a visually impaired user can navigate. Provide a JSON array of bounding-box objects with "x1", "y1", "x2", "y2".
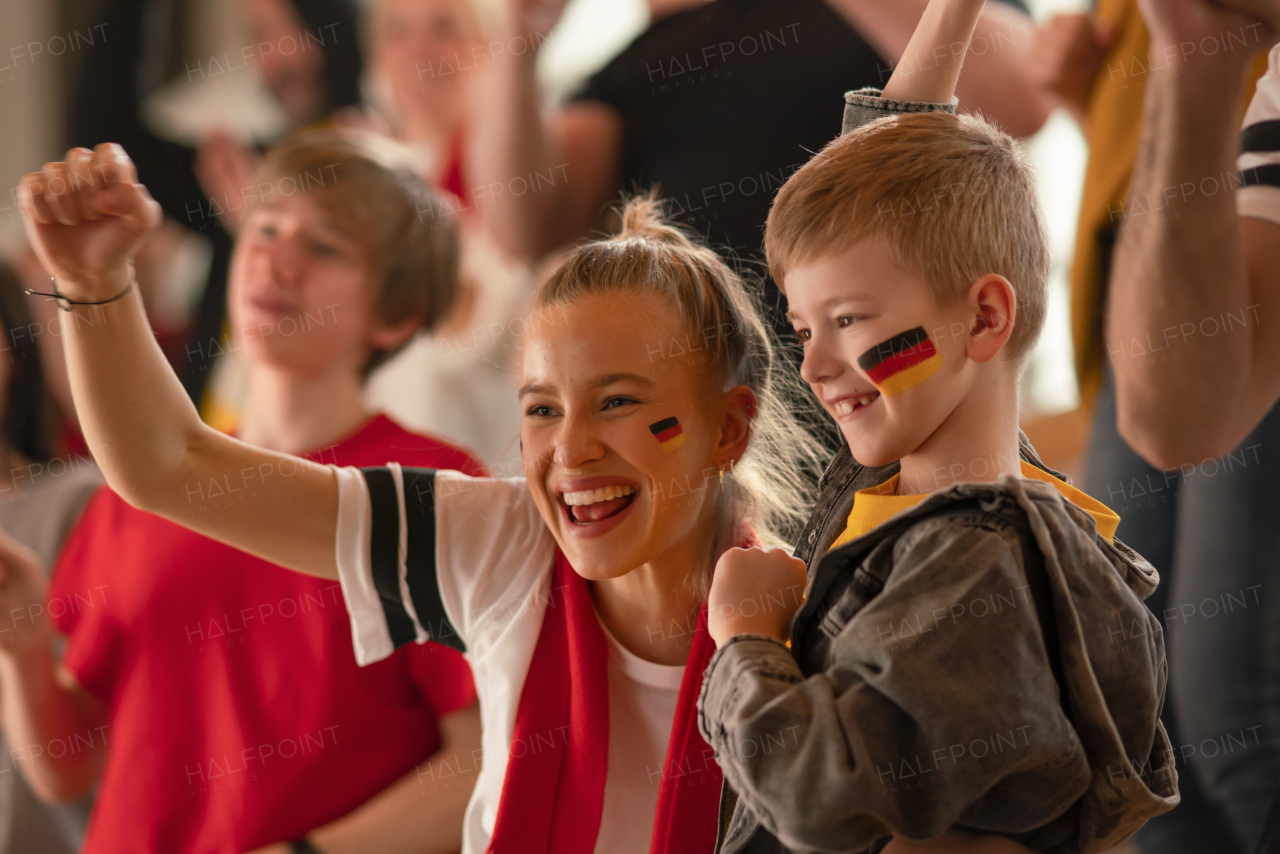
[{"x1": 828, "y1": 390, "x2": 880, "y2": 419}]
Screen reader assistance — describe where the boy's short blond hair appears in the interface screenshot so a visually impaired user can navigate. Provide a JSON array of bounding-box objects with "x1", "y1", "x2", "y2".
[{"x1": 765, "y1": 112, "x2": 1050, "y2": 366}]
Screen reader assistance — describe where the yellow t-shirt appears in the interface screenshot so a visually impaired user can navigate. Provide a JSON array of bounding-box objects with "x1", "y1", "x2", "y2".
[{"x1": 828, "y1": 461, "x2": 1120, "y2": 551}]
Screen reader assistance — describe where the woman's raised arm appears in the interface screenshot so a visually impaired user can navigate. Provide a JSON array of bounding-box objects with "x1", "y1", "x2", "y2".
[{"x1": 17, "y1": 144, "x2": 339, "y2": 579}]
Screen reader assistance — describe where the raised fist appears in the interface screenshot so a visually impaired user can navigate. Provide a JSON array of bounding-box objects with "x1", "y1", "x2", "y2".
[
  {"x1": 708, "y1": 546, "x2": 808, "y2": 647},
  {"x1": 17, "y1": 143, "x2": 162, "y2": 302}
]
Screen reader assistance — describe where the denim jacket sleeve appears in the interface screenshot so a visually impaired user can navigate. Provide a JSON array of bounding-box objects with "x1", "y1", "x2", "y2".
[
  {"x1": 842, "y1": 87, "x2": 958, "y2": 136},
  {"x1": 698, "y1": 513, "x2": 1091, "y2": 852}
]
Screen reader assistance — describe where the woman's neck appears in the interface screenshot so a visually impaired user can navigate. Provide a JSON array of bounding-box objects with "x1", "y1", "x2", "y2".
[
  {"x1": 237, "y1": 364, "x2": 372, "y2": 456},
  {"x1": 590, "y1": 539, "x2": 708, "y2": 666}
]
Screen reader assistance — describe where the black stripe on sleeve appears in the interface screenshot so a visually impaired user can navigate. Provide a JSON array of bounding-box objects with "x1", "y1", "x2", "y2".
[
  {"x1": 1242, "y1": 120, "x2": 1280, "y2": 154},
  {"x1": 361, "y1": 467, "x2": 417, "y2": 649},
  {"x1": 400, "y1": 468, "x2": 466, "y2": 654},
  {"x1": 1242, "y1": 164, "x2": 1280, "y2": 190}
]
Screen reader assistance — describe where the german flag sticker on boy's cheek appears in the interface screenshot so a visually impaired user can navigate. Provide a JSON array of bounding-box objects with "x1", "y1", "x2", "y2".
[
  {"x1": 649, "y1": 417, "x2": 687, "y2": 453},
  {"x1": 858, "y1": 326, "x2": 943, "y2": 396}
]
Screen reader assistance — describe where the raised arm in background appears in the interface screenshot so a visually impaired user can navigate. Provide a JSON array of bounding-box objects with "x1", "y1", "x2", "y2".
[
  {"x1": 1108, "y1": 0, "x2": 1280, "y2": 468},
  {"x1": 470, "y1": 0, "x2": 1053, "y2": 263},
  {"x1": 831, "y1": 0, "x2": 1055, "y2": 134},
  {"x1": 468, "y1": 0, "x2": 621, "y2": 261},
  {"x1": 16, "y1": 145, "x2": 339, "y2": 579},
  {"x1": 880, "y1": 0, "x2": 987, "y2": 103}
]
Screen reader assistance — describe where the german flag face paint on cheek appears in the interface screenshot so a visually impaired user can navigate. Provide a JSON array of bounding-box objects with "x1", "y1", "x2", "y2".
[
  {"x1": 858, "y1": 326, "x2": 943, "y2": 396},
  {"x1": 649, "y1": 417, "x2": 687, "y2": 453}
]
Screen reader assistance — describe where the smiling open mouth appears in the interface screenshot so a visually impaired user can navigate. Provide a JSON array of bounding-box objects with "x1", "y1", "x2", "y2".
[
  {"x1": 562, "y1": 485, "x2": 637, "y2": 525},
  {"x1": 834, "y1": 392, "x2": 880, "y2": 416}
]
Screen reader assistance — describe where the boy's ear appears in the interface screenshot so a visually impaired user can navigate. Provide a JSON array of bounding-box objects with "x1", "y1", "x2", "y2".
[
  {"x1": 716, "y1": 385, "x2": 757, "y2": 466},
  {"x1": 964, "y1": 274, "x2": 1016, "y2": 365},
  {"x1": 368, "y1": 312, "x2": 424, "y2": 355}
]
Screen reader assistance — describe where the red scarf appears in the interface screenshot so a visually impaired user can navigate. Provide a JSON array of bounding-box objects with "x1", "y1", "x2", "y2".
[{"x1": 486, "y1": 551, "x2": 723, "y2": 854}]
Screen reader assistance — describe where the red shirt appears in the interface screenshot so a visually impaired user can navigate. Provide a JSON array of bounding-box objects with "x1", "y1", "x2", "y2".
[{"x1": 50, "y1": 415, "x2": 484, "y2": 854}]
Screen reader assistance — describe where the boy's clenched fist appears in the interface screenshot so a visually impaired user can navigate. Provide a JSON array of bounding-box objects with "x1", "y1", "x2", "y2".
[{"x1": 708, "y1": 546, "x2": 808, "y2": 647}]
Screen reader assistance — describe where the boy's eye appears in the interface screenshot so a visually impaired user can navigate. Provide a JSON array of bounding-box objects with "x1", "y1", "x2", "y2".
[
  {"x1": 836, "y1": 315, "x2": 859, "y2": 328},
  {"x1": 257, "y1": 223, "x2": 278, "y2": 239},
  {"x1": 602, "y1": 396, "x2": 637, "y2": 411},
  {"x1": 792, "y1": 327, "x2": 811, "y2": 342},
  {"x1": 310, "y1": 241, "x2": 339, "y2": 257}
]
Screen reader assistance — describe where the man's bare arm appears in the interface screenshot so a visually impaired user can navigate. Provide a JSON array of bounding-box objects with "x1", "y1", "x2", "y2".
[{"x1": 1109, "y1": 5, "x2": 1280, "y2": 468}]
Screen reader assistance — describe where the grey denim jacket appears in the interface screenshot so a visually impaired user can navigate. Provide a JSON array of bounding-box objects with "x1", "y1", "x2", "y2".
[
  {"x1": 694, "y1": 89, "x2": 1179, "y2": 854},
  {"x1": 697, "y1": 435, "x2": 1179, "y2": 854}
]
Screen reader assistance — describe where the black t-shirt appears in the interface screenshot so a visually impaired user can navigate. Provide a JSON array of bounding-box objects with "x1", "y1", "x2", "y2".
[{"x1": 571, "y1": 0, "x2": 1028, "y2": 331}]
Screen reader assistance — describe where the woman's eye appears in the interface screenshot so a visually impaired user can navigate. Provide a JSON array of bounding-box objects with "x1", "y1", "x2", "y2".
[
  {"x1": 602, "y1": 396, "x2": 637, "y2": 410},
  {"x1": 257, "y1": 223, "x2": 278, "y2": 239},
  {"x1": 526, "y1": 405, "x2": 556, "y2": 418},
  {"x1": 310, "y1": 241, "x2": 339, "y2": 257}
]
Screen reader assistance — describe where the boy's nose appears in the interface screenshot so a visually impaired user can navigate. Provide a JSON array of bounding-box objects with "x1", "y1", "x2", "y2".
[
  {"x1": 266, "y1": 238, "x2": 304, "y2": 283},
  {"x1": 799, "y1": 338, "x2": 843, "y2": 385}
]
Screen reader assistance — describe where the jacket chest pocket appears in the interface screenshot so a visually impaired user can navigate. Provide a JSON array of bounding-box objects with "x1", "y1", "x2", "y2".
[{"x1": 800, "y1": 568, "x2": 883, "y2": 668}]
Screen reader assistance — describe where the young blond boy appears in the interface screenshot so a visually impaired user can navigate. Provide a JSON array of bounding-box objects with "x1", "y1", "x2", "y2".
[{"x1": 698, "y1": 1, "x2": 1178, "y2": 852}]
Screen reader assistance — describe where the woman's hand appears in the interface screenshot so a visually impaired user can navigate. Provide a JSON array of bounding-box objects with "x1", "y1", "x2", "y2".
[
  {"x1": 708, "y1": 546, "x2": 808, "y2": 647},
  {"x1": 17, "y1": 144, "x2": 162, "y2": 302}
]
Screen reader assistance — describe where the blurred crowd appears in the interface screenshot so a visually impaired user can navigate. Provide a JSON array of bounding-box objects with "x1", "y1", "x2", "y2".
[{"x1": 0, "y1": 0, "x2": 1276, "y2": 852}]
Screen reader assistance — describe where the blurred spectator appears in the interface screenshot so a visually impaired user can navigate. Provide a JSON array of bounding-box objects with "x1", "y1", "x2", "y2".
[
  {"x1": 357, "y1": 0, "x2": 528, "y2": 471},
  {"x1": 70, "y1": 0, "x2": 364, "y2": 408},
  {"x1": 1072, "y1": 0, "x2": 1278, "y2": 849},
  {"x1": 472, "y1": 0, "x2": 1055, "y2": 340},
  {"x1": 1, "y1": 132, "x2": 484, "y2": 854},
  {"x1": 0, "y1": 262, "x2": 101, "y2": 854},
  {"x1": 1032, "y1": 3, "x2": 1265, "y2": 850}
]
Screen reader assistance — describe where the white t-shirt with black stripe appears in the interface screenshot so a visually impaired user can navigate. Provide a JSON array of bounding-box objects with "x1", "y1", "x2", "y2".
[
  {"x1": 333, "y1": 464, "x2": 558, "y2": 854},
  {"x1": 1240, "y1": 43, "x2": 1280, "y2": 226},
  {"x1": 332, "y1": 464, "x2": 686, "y2": 854}
]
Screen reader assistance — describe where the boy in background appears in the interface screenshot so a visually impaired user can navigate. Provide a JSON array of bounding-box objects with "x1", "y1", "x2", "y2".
[{"x1": 0, "y1": 133, "x2": 483, "y2": 854}]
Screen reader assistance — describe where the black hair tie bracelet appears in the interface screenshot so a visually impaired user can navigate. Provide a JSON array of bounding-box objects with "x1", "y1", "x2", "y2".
[{"x1": 25, "y1": 274, "x2": 136, "y2": 313}]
